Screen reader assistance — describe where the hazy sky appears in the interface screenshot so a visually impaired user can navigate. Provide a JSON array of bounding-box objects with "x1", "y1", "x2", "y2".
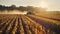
[{"x1": 0, "y1": 0, "x2": 60, "y2": 11}]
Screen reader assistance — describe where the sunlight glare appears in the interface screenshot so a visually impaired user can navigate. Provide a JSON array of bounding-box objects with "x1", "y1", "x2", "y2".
[{"x1": 39, "y1": 1, "x2": 48, "y2": 8}]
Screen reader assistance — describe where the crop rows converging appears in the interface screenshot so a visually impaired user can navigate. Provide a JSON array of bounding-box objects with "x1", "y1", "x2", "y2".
[{"x1": 0, "y1": 14, "x2": 59, "y2": 34}]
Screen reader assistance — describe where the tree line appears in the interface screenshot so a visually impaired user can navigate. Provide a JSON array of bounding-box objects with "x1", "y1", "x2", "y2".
[{"x1": 0, "y1": 5, "x2": 46, "y2": 14}]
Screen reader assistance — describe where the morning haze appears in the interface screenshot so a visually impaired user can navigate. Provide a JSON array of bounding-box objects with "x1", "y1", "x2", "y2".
[{"x1": 0, "y1": 0, "x2": 60, "y2": 11}]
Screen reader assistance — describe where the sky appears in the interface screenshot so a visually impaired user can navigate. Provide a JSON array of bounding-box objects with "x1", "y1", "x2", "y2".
[{"x1": 0, "y1": 0, "x2": 60, "y2": 11}]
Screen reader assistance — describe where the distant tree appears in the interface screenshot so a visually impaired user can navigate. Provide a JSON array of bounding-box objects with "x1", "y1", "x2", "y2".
[
  {"x1": 26, "y1": 6, "x2": 34, "y2": 11},
  {"x1": 0, "y1": 5, "x2": 2, "y2": 8},
  {"x1": 0, "y1": 5, "x2": 3, "y2": 11},
  {"x1": 10, "y1": 5, "x2": 16, "y2": 8},
  {"x1": 0, "y1": 5, "x2": 6, "y2": 11},
  {"x1": 9, "y1": 5, "x2": 16, "y2": 10},
  {"x1": 18, "y1": 6, "x2": 27, "y2": 11}
]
